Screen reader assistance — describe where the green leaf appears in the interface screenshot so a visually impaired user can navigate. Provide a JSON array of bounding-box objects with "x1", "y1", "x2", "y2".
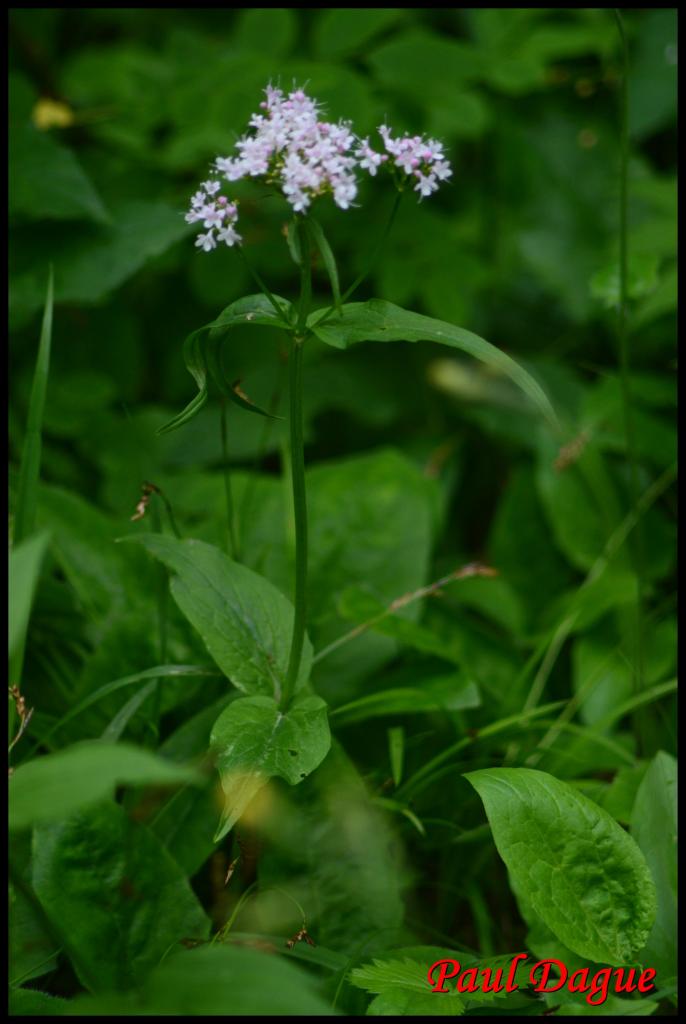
[
  {"x1": 157, "y1": 327, "x2": 209, "y2": 434},
  {"x1": 351, "y1": 956, "x2": 466, "y2": 1016},
  {"x1": 309, "y1": 218, "x2": 342, "y2": 312},
  {"x1": 9, "y1": 530, "x2": 50, "y2": 662},
  {"x1": 9, "y1": 123, "x2": 109, "y2": 225},
  {"x1": 70, "y1": 944, "x2": 335, "y2": 1015},
  {"x1": 8, "y1": 989, "x2": 69, "y2": 1016},
  {"x1": 465, "y1": 767, "x2": 657, "y2": 965},
  {"x1": 308, "y1": 300, "x2": 559, "y2": 431},
  {"x1": 9, "y1": 881, "x2": 60, "y2": 985},
  {"x1": 210, "y1": 693, "x2": 331, "y2": 841},
  {"x1": 158, "y1": 295, "x2": 291, "y2": 435},
  {"x1": 305, "y1": 449, "x2": 439, "y2": 690},
  {"x1": 631, "y1": 751, "x2": 677, "y2": 983},
  {"x1": 127, "y1": 534, "x2": 313, "y2": 700},
  {"x1": 210, "y1": 292, "x2": 292, "y2": 333},
  {"x1": 13, "y1": 268, "x2": 53, "y2": 546},
  {"x1": 32, "y1": 802, "x2": 210, "y2": 993},
  {"x1": 286, "y1": 218, "x2": 302, "y2": 266},
  {"x1": 9, "y1": 741, "x2": 201, "y2": 830}
]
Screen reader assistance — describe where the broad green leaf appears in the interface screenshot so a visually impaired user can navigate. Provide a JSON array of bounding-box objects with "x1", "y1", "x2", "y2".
[
  {"x1": 9, "y1": 530, "x2": 50, "y2": 661},
  {"x1": 631, "y1": 751, "x2": 677, "y2": 983},
  {"x1": 127, "y1": 534, "x2": 313, "y2": 700},
  {"x1": 9, "y1": 741, "x2": 201, "y2": 830},
  {"x1": 466, "y1": 767, "x2": 657, "y2": 965},
  {"x1": 9, "y1": 123, "x2": 109, "y2": 225},
  {"x1": 32, "y1": 803, "x2": 210, "y2": 993},
  {"x1": 13, "y1": 268, "x2": 53, "y2": 546},
  {"x1": 210, "y1": 693, "x2": 331, "y2": 841},
  {"x1": 68, "y1": 944, "x2": 335, "y2": 1015},
  {"x1": 308, "y1": 299, "x2": 559, "y2": 431}
]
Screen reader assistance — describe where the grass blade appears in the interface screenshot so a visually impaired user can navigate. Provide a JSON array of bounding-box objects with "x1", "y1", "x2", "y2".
[{"x1": 13, "y1": 266, "x2": 54, "y2": 545}]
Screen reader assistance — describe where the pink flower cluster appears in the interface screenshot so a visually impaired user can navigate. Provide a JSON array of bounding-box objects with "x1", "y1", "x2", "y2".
[
  {"x1": 377, "y1": 125, "x2": 453, "y2": 198},
  {"x1": 214, "y1": 84, "x2": 359, "y2": 214},
  {"x1": 185, "y1": 179, "x2": 241, "y2": 252},
  {"x1": 185, "y1": 84, "x2": 453, "y2": 252}
]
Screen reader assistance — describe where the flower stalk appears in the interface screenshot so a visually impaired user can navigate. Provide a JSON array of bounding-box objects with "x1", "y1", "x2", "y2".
[{"x1": 281, "y1": 218, "x2": 312, "y2": 711}]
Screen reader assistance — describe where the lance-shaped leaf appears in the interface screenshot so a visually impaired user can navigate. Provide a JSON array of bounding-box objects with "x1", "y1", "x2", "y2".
[
  {"x1": 466, "y1": 767, "x2": 657, "y2": 966},
  {"x1": 210, "y1": 694, "x2": 331, "y2": 841},
  {"x1": 126, "y1": 534, "x2": 312, "y2": 701},
  {"x1": 308, "y1": 299, "x2": 559, "y2": 431},
  {"x1": 309, "y1": 218, "x2": 342, "y2": 313},
  {"x1": 158, "y1": 294, "x2": 292, "y2": 434},
  {"x1": 157, "y1": 327, "x2": 209, "y2": 435}
]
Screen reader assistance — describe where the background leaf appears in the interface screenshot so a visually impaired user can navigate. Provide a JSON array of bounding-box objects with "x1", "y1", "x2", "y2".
[
  {"x1": 32, "y1": 802, "x2": 211, "y2": 993},
  {"x1": 466, "y1": 767, "x2": 657, "y2": 965},
  {"x1": 129, "y1": 534, "x2": 313, "y2": 701},
  {"x1": 9, "y1": 741, "x2": 201, "y2": 830}
]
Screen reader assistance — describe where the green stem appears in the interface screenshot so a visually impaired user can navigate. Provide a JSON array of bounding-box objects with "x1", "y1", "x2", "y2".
[
  {"x1": 219, "y1": 398, "x2": 239, "y2": 560},
  {"x1": 281, "y1": 219, "x2": 311, "y2": 711},
  {"x1": 614, "y1": 9, "x2": 647, "y2": 741}
]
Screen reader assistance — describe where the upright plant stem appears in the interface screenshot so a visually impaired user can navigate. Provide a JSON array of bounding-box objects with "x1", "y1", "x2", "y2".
[
  {"x1": 281, "y1": 218, "x2": 311, "y2": 710},
  {"x1": 219, "y1": 398, "x2": 239, "y2": 560}
]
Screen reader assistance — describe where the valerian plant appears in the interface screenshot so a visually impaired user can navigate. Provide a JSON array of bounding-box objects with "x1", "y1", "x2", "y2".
[
  {"x1": 8, "y1": 35, "x2": 675, "y2": 1012},
  {"x1": 136, "y1": 84, "x2": 562, "y2": 842}
]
